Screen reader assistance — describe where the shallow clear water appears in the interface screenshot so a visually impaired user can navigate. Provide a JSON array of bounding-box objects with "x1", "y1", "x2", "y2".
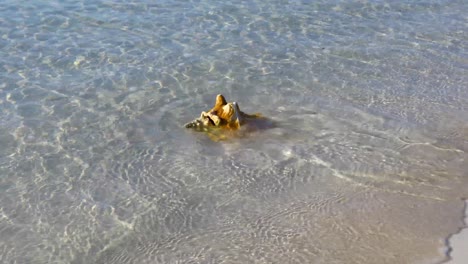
[{"x1": 0, "y1": 0, "x2": 467, "y2": 263}]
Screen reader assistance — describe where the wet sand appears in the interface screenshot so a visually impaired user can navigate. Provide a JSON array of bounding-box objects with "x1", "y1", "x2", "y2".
[{"x1": 447, "y1": 200, "x2": 468, "y2": 264}]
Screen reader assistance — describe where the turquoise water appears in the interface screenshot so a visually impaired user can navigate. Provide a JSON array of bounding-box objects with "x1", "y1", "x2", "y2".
[{"x1": 0, "y1": 1, "x2": 467, "y2": 263}]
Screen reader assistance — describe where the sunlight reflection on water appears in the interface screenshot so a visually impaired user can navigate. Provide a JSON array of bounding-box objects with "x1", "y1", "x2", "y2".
[{"x1": 0, "y1": 0, "x2": 467, "y2": 263}]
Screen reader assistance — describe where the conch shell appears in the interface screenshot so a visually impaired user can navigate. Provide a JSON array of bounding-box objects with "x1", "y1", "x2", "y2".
[{"x1": 185, "y1": 94, "x2": 269, "y2": 140}]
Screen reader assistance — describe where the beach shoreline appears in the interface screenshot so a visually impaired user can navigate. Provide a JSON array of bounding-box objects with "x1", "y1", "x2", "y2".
[{"x1": 446, "y1": 200, "x2": 468, "y2": 264}]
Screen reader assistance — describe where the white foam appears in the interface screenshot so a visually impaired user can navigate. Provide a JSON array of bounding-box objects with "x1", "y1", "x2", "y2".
[{"x1": 447, "y1": 200, "x2": 468, "y2": 264}]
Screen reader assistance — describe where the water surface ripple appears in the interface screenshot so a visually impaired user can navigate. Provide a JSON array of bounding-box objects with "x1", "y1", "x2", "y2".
[{"x1": 0, "y1": 1, "x2": 467, "y2": 264}]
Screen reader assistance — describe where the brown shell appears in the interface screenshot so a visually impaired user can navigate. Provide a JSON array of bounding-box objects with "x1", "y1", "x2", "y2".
[{"x1": 184, "y1": 94, "x2": 268, "y2": 140}]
